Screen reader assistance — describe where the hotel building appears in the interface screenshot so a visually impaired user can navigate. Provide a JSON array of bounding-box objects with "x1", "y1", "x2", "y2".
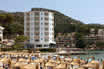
[{"x1": 24, "y1": 8, "x2": 55, "y2": 48}]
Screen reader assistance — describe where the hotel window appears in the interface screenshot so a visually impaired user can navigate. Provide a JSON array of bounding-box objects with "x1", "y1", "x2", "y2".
[
  {"x1": 35, "y1": 12, "x2": 39, "y2": 16},
  {"x1": 45, "y1": 32, "x2": 49, "y2": 35},
  {"x1": 52, "y1": 28, "x2": 54, "y2": 31},
  {"x1": 45, "y1": 22, "x2": 48, "y2": 25},
  {"x1": 26, "y1": 17, "x2": 30, "y2": 21},
  {"x1": 45, "y1": 17, "x2": 49, "y2": 21},
  {"x1": 27, "y1": 23, "x2": 30, "y2": 26},
  {"x1": 36, "y1": 45, "x2": 42, "y2": 47},
  {"x1": 35, "y1": 27, "x2": 39, "y2": 31},
  {"x1": 41, "y1": 12, "x2": 43, "y2": 15},
  {"x1": 52, "y1": 32, "x2": 54, "y2": 35},
  {"x1": 35, "y1": 23, "x2": 39, "y2": 26},
  {"x1": 26, "y1": 13, "x2": 30, "y2": 16},
  {"x1": 45, "y1": 12, "x2": 49, "y2": 16},
  {"x1": 45, "y1": 28, "x2": 48, "y2": 31},
  {"x1": 31, "y1": 39, "x2": 34, "y2": 41},
  {"x1": 52, "y1": 18, "x2": 54, "y2": 21},
  {"x1": 35, "y1": 22, "x2": 39, "y2": 24},
  {"x1": 35, "y1": 17, "x2": 40, "y2": 21},
  {"x1": 41, "y1": 38, "x2": 43, "y2": 40},
  {"x1": 41, "y1": 22, "x2": 43, "y2": 25},
  {"x1": 35, "y1": 39, "x2": 39, "y2": 42},
  {"x1": 52, "y1": 23, "x2": 54, "y2": 26},
  {"x1": 31, "y1": 33, "x2": 34, "y2": 35},
  {"x1": 41, "y1": 33, "x2": 43, "y2": 35},
  {"x1": 26, "y1": 32, "x2": 29, "y2": 35},
  {"x1": 45, "y1": 39, "x2": 48, "y2": 42},
  {"x1": 41, "y1": 17, "x2": 43, "y2": 20},
  {"x1": 35, "y1": 33, "x2": 39, "y2": 36},
  {"x1": 27, "y1": 28, "x2": 29, "y2": 30},
  {"x1": 44, "y1": 45, "x2": 48, "y2": 47}
]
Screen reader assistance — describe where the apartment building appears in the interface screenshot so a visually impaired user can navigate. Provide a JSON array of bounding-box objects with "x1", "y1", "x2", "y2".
[
  {"x1": 24, "y1": 8, "x2": 55, "y2": 48},
  {"x1": 56, "y1": 33, "x2": 76, "y2": 48},
  {"x1": 97, "y1": 29, "x2": 104, "y2": 40}
]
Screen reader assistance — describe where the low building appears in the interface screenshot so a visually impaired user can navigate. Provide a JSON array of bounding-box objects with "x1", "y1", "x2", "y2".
[
  {"x1": 56, "y1": 33, "x2": 75, "y2": 48},
  {"x1": 96, "y1": 29, "x2": 104, "y2": 40},
  {"x1": 88, "y1": 28, "x2": 104, "y2": 41}
]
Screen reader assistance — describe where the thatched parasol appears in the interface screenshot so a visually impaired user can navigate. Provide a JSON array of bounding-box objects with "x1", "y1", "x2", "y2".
[
  {"x1": 45, "y1": 62, "x2": 56, "y2": 67},
  {"x1": 0, "y1": 57, "x2": 11, "y2": 64},
  {"x1": 0, "y1": 58, "x2": 7, "y2": 63},
  {"x1": 82, "y1": 63, "x2": 96, "y2": 68},
  {"x1": 90, "y1": 60, "x2": 99, "y2": 64},
  {"x1": 23, "y1": 64, "x2": 36, "y2": 69},
  {"x1": 80, "y1": 60, "x2": 86, "y2": 64},
  {"x1": 55, "y1": 60, "x2": 61, "y2": 64},
  {"x1": 73, "y1": 58, "x2": 80, "y2": 63},
  {"x1": 34, "y1": 58, "x2": 44, "y2": 63},
  {"x1": 56, "y1": 64, "x2": 66, "y2": 69},
  {"x1": 65, "y1": 58, "x2": 72, "y2": 62},
  {"x1": 19, "y1": 58, "x2": 26, "y2": 62},
  {"x1": 77, "y1": 67, "x2": 85, "y2": 69},
  {"x1": 49, "y1": 59, "x2": 56, "y2": 63},
  {"x1": 71, "y1": 62, "x2": 80, "y2": 66}
]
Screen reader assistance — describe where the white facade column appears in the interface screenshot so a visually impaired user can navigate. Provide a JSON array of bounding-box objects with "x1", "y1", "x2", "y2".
[
  {"x1": 0, "y1": 27, "x2": 4, "y2": 42},
  {"x1": 30, "y1": 12, "x2": 35, "y2": 44},
  {"x1": 24, "y1": 12, "x2": 27, "y2": 36}
]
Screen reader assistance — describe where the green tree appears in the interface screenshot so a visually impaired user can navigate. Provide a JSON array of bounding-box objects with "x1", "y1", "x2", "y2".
[
  {"x1": 96, "y1": 41, "x2": 104, "y2": 48},
  {"x1": 14, "y1": 35, "x2": 28, "y2": 49},
  {"x1": 0, "y1": 14, "x2": 14, "y2": 38},
  {"x1": 76, "y1": 39, "x2": 86, "y2": 48},
  {"x1": 75, "y1": 33, "x2": 86, "y2": 48}
]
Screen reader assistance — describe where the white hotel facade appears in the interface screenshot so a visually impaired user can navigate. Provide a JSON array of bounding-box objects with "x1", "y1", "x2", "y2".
[{"x1": 24, "y1": 8, "x2": 55, "y2": 48}]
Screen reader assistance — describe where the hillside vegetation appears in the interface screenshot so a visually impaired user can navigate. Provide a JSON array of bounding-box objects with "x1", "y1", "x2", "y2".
[{"x1": 0, "y1": 9, "x2": 104, "y2": 38}]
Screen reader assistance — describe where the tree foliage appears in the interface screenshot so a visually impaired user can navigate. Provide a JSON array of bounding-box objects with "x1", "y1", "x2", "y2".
[
  {"x1": 14, "y1": 35, "x2": 28, "y2": 49},
  {"x1": 0, "y1": 13, "x2": 24, "y2": 38},
  {"x1": 0, "y1": 9, "x2": 104, "y2": 49},
  {"x1": 96, "y1": 41, "x2": 104, "y2": 48},
  {"x1": 15, "y1": 35, "x2": 28, "y2": 42},
  {"x1": 75, "y1": 33, "x2": 86, "y2": 48}
]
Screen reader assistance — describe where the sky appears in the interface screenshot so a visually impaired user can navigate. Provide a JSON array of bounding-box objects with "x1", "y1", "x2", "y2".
[{"x1": 0, "y1": 0, "x2": 104, "y2": 24}]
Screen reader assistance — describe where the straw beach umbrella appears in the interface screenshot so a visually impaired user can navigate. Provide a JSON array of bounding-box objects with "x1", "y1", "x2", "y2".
[
  {"x1": 65, "y1": 58, "x2": 72, "y2": 62},
  {"x1": 45, "y1": 62, "x2": 56, "y2": 69},
  {"x1": 14, "y1": 62, "x2": 21, "y2": 67},
  {"x1": 49, "y1": 59, "x2": 56, "y2": 63},
  {"x1": 34, "y1": 58, "x2": 45, "y2": 69},
  {"x1": 56, "y1": 64, "x2": 66, "y2": 69},
  {"x1": 80, "y1": 60, "x2": 86, "y2": 64},
  {"x1": 0, "y1": 58, "x2": 7, "y2": 64},
  {"x1": 73, "y1": 58, "x2": 80, "y2": 63},
  {"x1": 82, "y1": 63, "x2": 96, "y2": 69},
  {"x1": 90, "y1": 60, "x2": 100, "y2": 69},
  {"x1": 34, "y1": 58, "x2": 44, "y2": 63},
  {"x1": 46, "y1": 62, "x2": 56, "y2": 67},
  {"x1": 71, "y1": 62, "x2": 80, "y2": 66},
  {"x1": 19, "y1": 58, "x2": 26, "y2": 62},
  {"x1": 14, "y1": 62, "x2": 27, "y2": 69},
  {"x1": 70, "y1": 61, "x2": 80, "y2": 69},
  {"x1": 0, "y1": 57, "x2": 11, "y2": 64},
  {"x1": 23, "y1": 64, "x2": 36, "y2": 69},
  {"x1": 78, "y1": 67, "x2": 85, "y2": 69},
  {"x1": 90, "y1": 60, "x2": 99, "y2": 64}
]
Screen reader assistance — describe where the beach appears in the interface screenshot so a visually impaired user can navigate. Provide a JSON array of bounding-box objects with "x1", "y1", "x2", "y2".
[{"x1": 0, "y1": 51, "x2": 103, "y2": 69}]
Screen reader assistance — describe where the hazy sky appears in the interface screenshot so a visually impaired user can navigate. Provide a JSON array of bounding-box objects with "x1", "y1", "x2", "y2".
[{"x1": 0, "y1": 0, "x2": 104, "y2": 24}]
